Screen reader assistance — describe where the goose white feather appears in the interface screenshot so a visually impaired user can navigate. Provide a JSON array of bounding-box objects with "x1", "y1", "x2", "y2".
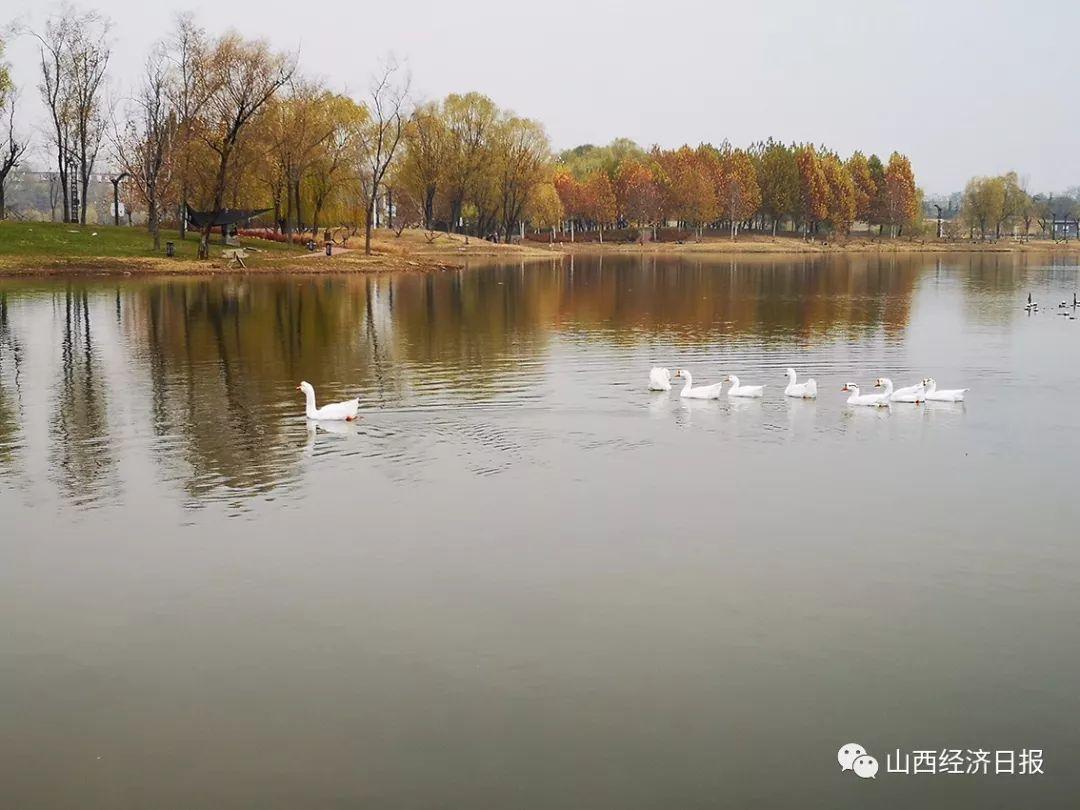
[
  {"x1": 922, "y1": 378, "x2": 968, "y2": 402},
  {"x1": 784, "y1": 368, "x2": 817, "y2": 399},
  {"x1": 876, "y1": 377, "x2": 925, "y2": 403},
  {"x1": 648, "y1": 367, "x2": 672, "y2": 391},
  {"x1": 297, "y1": 381, "x2": 360, "y2": 421},
  {"x1": 842, "y1": 382, "x2": 888, "y2": 407},
  {"x1": 724, "y1": 374, "x2": 764, "y2": 398},
  {"x1": 674, "y1": 369, "x2": 723, "y2": 399}
]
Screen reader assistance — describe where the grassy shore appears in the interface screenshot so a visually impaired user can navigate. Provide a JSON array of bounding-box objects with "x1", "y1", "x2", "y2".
[
  {"x1": 0, "y1": 221, "x2": 553, "y2": 276},
  {"x1": 2, "y1": 220, "x2": 1078, "y2": 276}
]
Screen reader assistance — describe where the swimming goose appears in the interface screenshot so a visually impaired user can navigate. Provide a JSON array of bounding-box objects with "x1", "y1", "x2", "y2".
[
  {"x1": 724, "y1": 374, "x2": 764, "y2": 398},
  {"x1": 842, "y1": 382, "x2": 888, "y2": 407},
  {"x1": 297, "y1": 381, "x2": 360, "y2": 421},
  {"x1": 921, "y1": 378, "x2": 968, "y2": 402},
  {"x1": 876, "y1": 377, "x2": 924, "y2": 403},
  {"x1": 674, "y1": 369, "x2": 723, "y2": 399},
  {"x1": 784, "y1": 368, "x2": 817, "y2": 399},
  {"x1": 648, "y1": 367, "x2": 672, "y2": 391}
]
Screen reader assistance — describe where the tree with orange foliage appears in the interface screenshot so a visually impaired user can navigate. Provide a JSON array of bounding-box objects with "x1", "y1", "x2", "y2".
[
  {"x1": 655, "y1": 146, "x2": 717, "y2": 238},
  {"x1": 582, "y1": 169, "x2": 617, "y2": 242},
  {"x1": 795, "y1": 145, "x2": 828, "y2": 236},
  {"x1": 613, "y1": 158, "x2": 658, "y2": 228},
  {"x1": 884, "y1": 152, "x2": 917, "y2": 237},
  {"x1": 714, "y1": 146, "x2": 761, "y2": 239}
]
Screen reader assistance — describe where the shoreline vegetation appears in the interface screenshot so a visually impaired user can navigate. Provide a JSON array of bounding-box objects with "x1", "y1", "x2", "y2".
[
  {"x1": 3, "y1": 221, "x2": 1080, "y2": 277},
  {"x1": 4, "y1": 12, "x2": 1077, "y2": 276}
]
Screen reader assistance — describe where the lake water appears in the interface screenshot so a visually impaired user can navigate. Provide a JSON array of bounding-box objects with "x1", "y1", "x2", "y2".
[{"x1": 2, "y1": 253, "x2": 1079, "y2": 808}]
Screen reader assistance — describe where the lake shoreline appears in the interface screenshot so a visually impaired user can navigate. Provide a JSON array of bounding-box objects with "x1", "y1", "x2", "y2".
[
  {"x1": 545, "y1": 236, "x2": 1080, "y2": 257},
  {"x1": 0, "y1": 221, "x2": 557, "y2": 277},
  {"x1": 3, "y1": 222, "x2": 1080, "y2": 277}
]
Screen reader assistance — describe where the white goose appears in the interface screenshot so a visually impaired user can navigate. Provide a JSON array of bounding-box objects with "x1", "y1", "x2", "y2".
[
  {"x1": 674, "y1": 369, "x2": 723, "y2": 399},
  {"x1": 297, "y1": 380, "x2": 360, "y2": 421},
  {"x1": 784, "y1": 368, "x2": 817, "y2": 399},
  {"x1": 648, "y1": 367, "x2": 672, "y2": 391},
  {"x1": 922, "y1": 378, "x2": 968, "y2": 402},
  {"x1": 876, "y1": 377, "x2": 925, "y2": 403},
  {"x1": 841, "y1": 382, "x2": 888, "y2": 407},
  {"x1": 724, "y1": 375, "x2": 764, "y2": 398}
]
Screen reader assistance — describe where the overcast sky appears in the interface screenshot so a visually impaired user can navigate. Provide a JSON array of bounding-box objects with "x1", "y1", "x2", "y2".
[{"x1": 4, "y1": 0, "x2": 1078, "y2": 194}]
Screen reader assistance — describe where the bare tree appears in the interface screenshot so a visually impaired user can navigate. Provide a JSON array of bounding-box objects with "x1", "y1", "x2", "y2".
[
  {"x1": 166, "y1": 12, "x2": 209, "y2": 240},
  {"x1": 0, "y1": 43, "x2": 29, "y2": 221},
  {"x1": 30, "y1": 5, "x2": 111, "y2": 225},
  {"x1": 112, "y1": 44, "x2": 177, "y2": 249},
  {"x1": 0, "y1": 92, "x2": 30, "y2": 219},
  {"x1": 357, "y1": 57, "x2": 409, "y2": 255},
  {"x1": 194, "y1": 34, "x2": 294, "y2": 258},
  {"x1": 67, "y1": 13, "x2": 111, "y2": 224},
  {"x1": 31, "y1": 9, "x2": 78, "y2": 222}
]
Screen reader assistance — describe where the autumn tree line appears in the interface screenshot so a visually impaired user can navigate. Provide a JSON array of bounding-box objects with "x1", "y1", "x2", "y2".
[
  {"x1": 545, "y1": 139, "x2": 919, "y2": 242},
  {"x1": 0, "y1": 5, "x2": 1072, "y2": 253}
]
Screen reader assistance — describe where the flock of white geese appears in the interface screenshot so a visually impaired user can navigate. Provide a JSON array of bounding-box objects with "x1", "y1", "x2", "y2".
[
  {"x1": 648, "y1": 367, "x2": 968, "y2": 405},
  {"x1": 291, "y1": 368, "x2": 968, "y2": 423}
]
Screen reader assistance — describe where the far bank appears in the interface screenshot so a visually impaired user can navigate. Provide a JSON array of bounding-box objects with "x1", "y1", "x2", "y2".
[{"x1": 3, "y1": 221, "x2": 1080, "y2": 277}]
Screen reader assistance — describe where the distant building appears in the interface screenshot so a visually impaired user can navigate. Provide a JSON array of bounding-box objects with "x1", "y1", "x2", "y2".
[{"x1": 5, "y1": 170, "x2": 126, "y2": 224}]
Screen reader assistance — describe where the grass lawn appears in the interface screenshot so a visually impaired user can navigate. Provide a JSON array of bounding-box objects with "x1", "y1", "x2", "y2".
[{"x1": 0, "y1": 220, "x2": 302, "y2": 261}]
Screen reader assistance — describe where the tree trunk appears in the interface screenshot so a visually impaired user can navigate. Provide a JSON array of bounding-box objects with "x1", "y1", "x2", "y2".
[
  {"x1": 58, "y1": 150, "x2": 70, "y2": 223},
  {"x1": 423, "y1": 186, "x2": 436, "y2": 230},
  {"x1": 149, "y1": 198, "x2": 160, "y2": 251},
  {"x1": 449, "y1": 198, "x2": 462, "y2": 233},
  {"x1": 364, "y1": 203, "x2": 374, "y2": 255},
  {"x1": 200, "y1": 147, "x2": 232, "y2": 260},
  {"x1": 80, "y1": 173, "x2": 90, "y2": 226},
  {"x1": 0, "y1": 183, "x2": 5, "y2": 220},
  {"x1": 293, "y1": 180, "x2": 303, "y2": 238}
]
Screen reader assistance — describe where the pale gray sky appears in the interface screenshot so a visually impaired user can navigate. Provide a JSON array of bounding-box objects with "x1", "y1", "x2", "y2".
[{"x1": 5, "y1": 0, "x2": 1078, "y2": 194}]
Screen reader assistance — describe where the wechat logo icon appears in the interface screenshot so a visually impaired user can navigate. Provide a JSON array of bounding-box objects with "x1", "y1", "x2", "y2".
[{"x1": 838, "y1": 743, "x2": 878, "y2": 779}]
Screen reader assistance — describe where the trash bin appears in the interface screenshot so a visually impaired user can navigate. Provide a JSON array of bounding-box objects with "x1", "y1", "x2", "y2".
[
  {"x1": 165, "y1": 241, "x2": 175, "y2": 257},
  {"x1": 306, "y1": 240, "x2": 316, "y2": 252},
  {"x1": 325, "y1": 241, "x2": 333, "y2": 257}
]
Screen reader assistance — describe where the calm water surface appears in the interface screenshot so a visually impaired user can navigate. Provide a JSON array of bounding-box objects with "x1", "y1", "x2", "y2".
[{"x1": 2, "y1": 254, "x2": 1079, "y2": 808}]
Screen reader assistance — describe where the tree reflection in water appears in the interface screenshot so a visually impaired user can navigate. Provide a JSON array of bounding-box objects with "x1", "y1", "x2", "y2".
[
  {"x1": 0, "y1": 292, "x2": 24, "y2": 472},
  {"x1": 0, "y1": 252, "x2": 1041, "y2": 507},
  {"x1": 47, "y1": 286, "x2": 116, "y2": 504}
]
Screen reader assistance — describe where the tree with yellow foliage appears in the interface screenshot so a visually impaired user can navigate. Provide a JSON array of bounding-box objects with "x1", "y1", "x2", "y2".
[
  {"x1": 822, "y1": 152, "x2": 856, "y2": 237},
  {"x1": 795, "y1": 145, "x2": 828, "y2": 236},
  {"x1": 714, "y1": 146, "x2": 760, "y2": 239},
  {"x1": 845, "y1": 151, "x2": 876, "y2": 225},
  {"x1": 884, "y1": 152, "x2": 917, "y2": 237}
]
